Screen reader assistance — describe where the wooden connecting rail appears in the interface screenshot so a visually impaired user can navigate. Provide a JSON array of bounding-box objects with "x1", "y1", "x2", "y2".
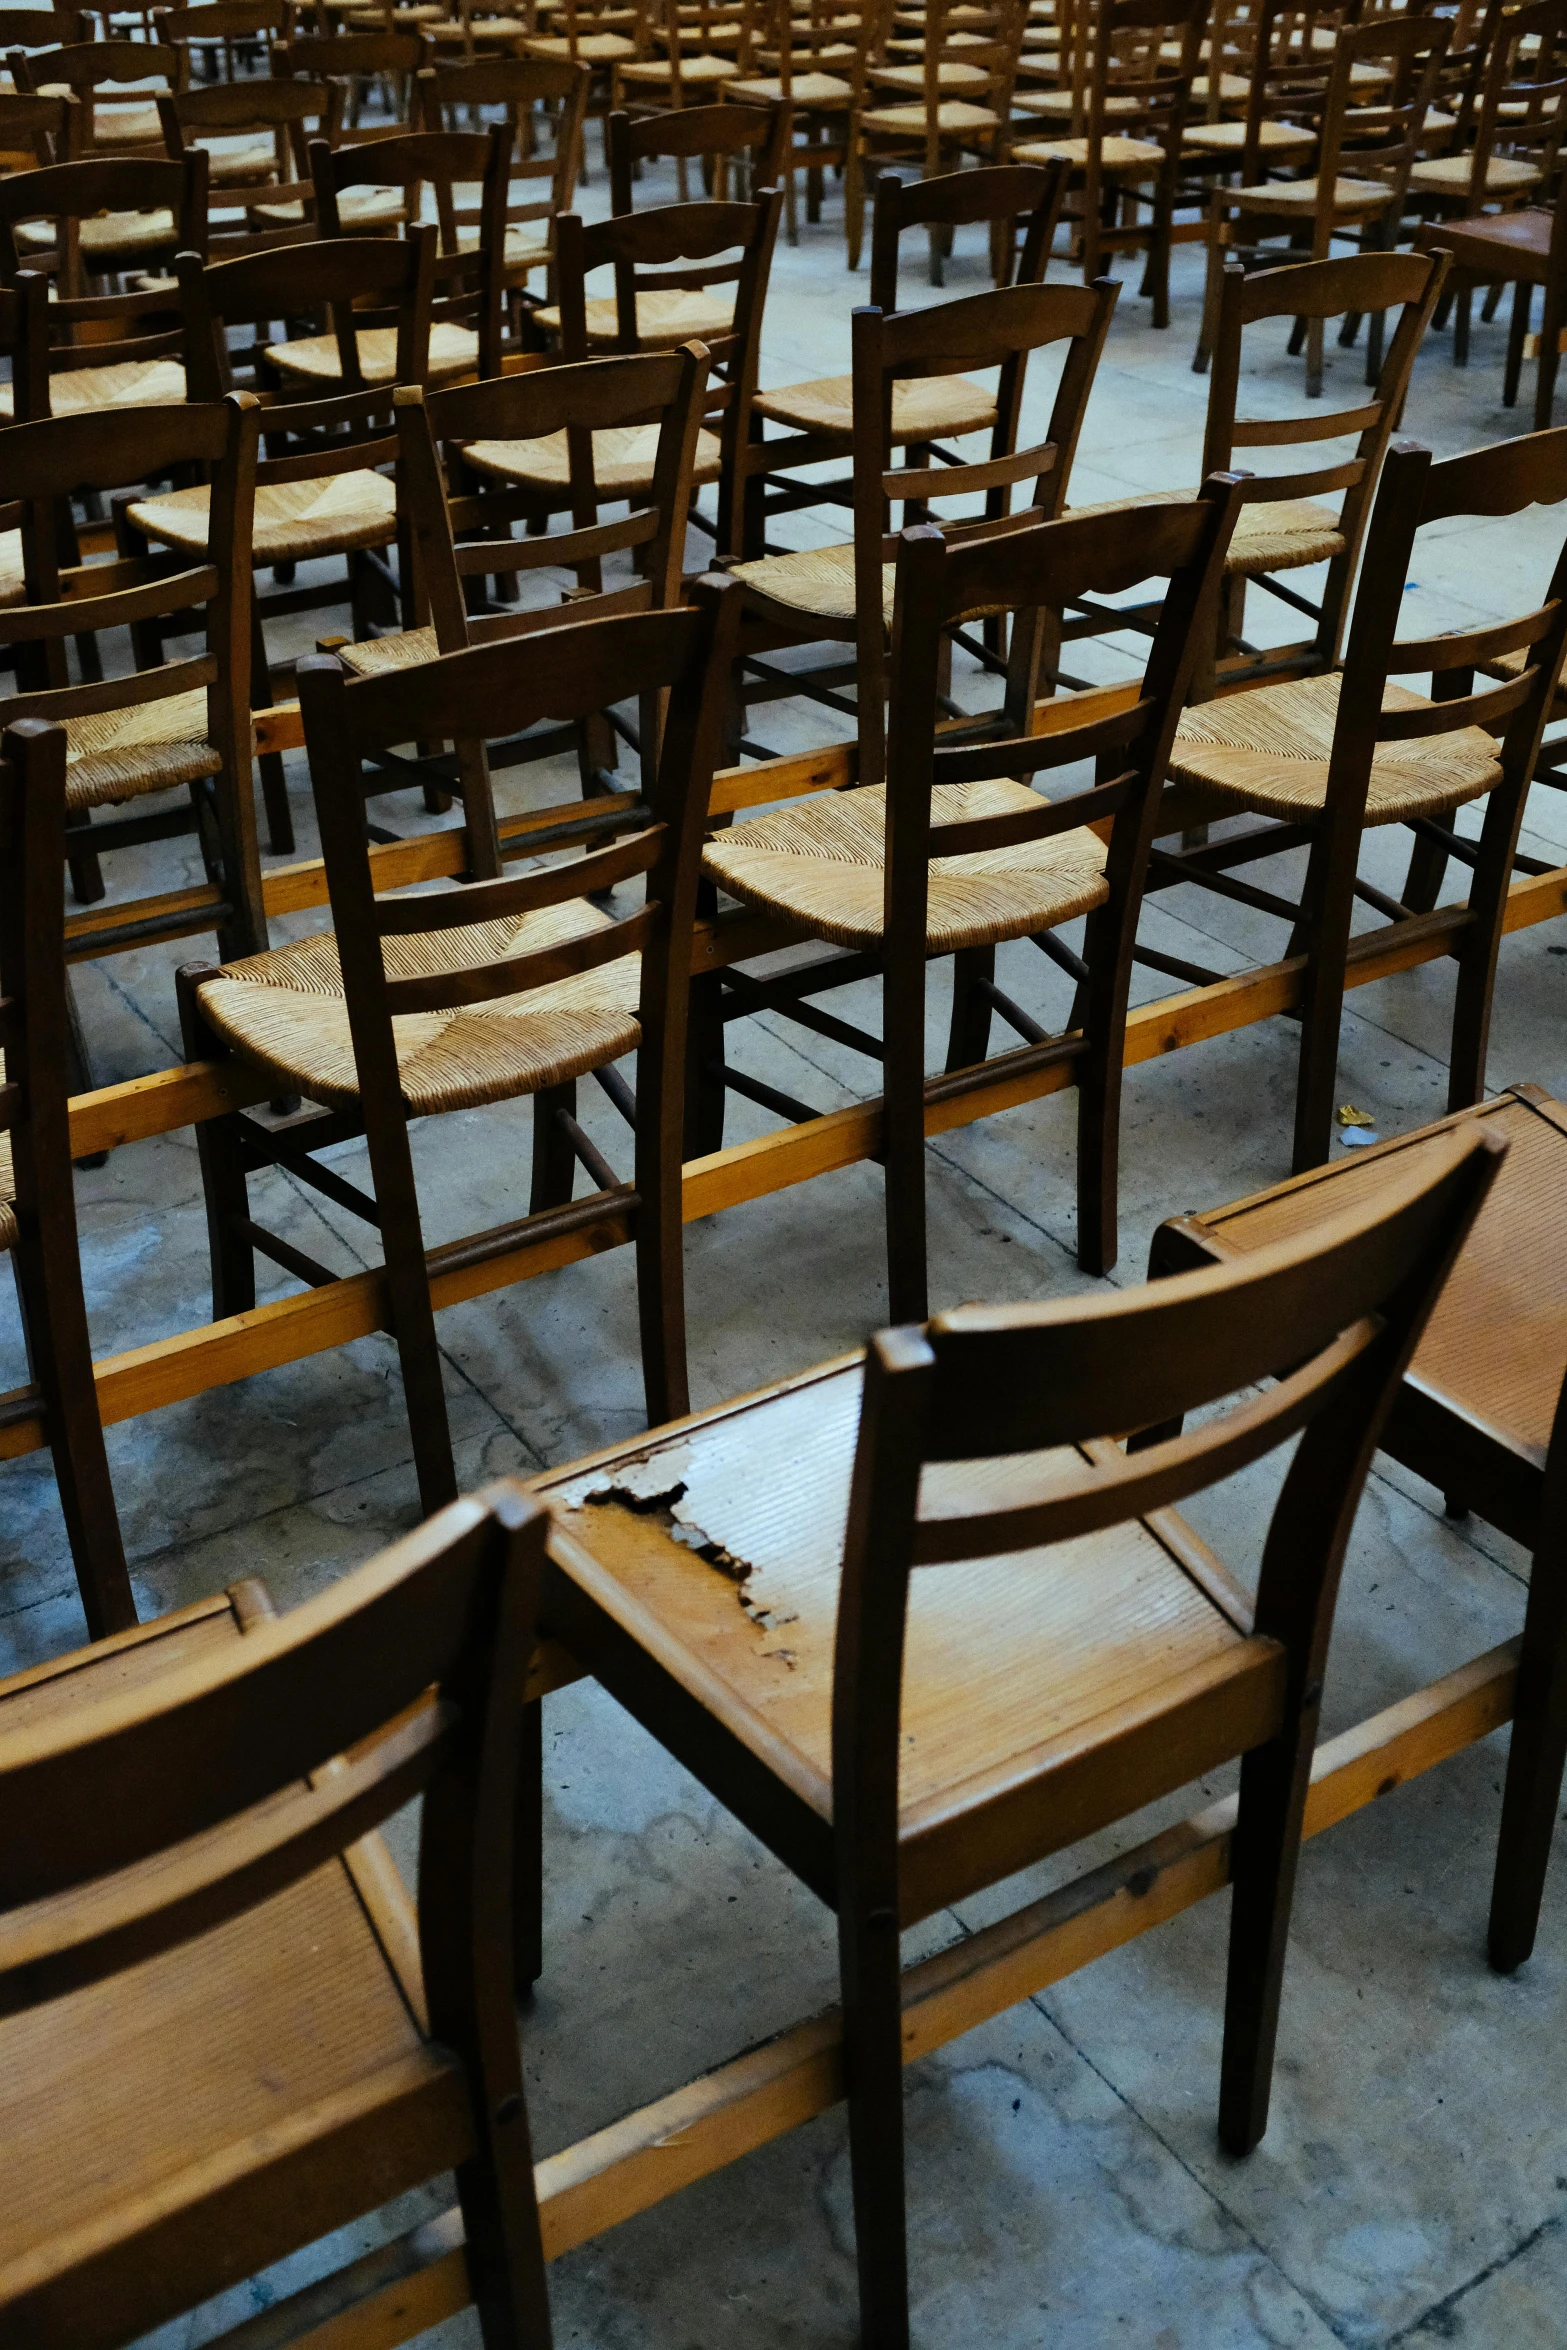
[{"x1": 210, "y1": 1638, "x2": 1519, "y2": 2350}]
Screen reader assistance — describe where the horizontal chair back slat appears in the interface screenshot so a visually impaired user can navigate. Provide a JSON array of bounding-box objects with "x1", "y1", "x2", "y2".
[
  {"x1": 381, "y1": 901, "x2": 659, "y2": 1016},
  {"x1": 374, "y1": 824, "x2": 664, "y2": 936}
]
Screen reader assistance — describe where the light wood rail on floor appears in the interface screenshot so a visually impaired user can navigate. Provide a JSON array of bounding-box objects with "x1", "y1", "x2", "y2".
[
  {"x1": 194, "y1": 1637, "x2": 1519, "y2": 2350},
  {"x1": 17, "y1": 674, "x2": 1567, "y2": 1468}
]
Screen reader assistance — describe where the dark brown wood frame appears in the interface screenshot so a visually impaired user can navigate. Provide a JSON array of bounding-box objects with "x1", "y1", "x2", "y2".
[
  {"x1": 417, "y1": 53, "x2": 590, "y2": 323},
  {"x1": 606, "y1": 95, "x2": 790, "y2": 213}
]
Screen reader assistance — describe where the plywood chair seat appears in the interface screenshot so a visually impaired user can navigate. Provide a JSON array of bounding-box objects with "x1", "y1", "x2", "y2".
[
  {"x1": 265, "y1": 319, "x2": 479, "y2": 387},
  {"x1": 1409, "y1": 149, "x2": 1544, "y2": 196},
  {"x1": 532, "y1": 285, "x2": 736, "y2": 345},
  {"x1": 702, "y1": 775, "x2": 1109, "y2": 953},
  {"x1": 128, "y1": 469, "x2": 399, "y2": 563},
  {"x1": 463, "y1": 418, "x2": 723, "y2": 492},
  {"x1": 1169, "y1": 670, "x2": 1502, "y2": 825},
  {"x1": 61, "y1": 689, "x2": 223, "y2": 812},
  {"x1": 725, "y1": 67, "x2": 854, "y2": 103},
  {"x1": 250, "y1": 187, "x2": 407, "y2": 230},
  {"x1": 754, "y1": 368, "x2": 997, "y2": 439},
  {"x1": 1221, "y1": 171, "x2": 1396, "y2": 217},
  {"x1": 0, "y1": 354, "x2": 186, "y2": 420},
  {"x1": 544, "y1": 1355, "x2": 1287, "y2": 1920},
  {"x1": 198, "y1": 901, "x2": 643, "y2": 1113},
  {"x1": 1070, "y1": 487, "x2": 1345, "y2": 576},
  {"x1": 1013, "y1": 131, "x2": 1167, "y2": 173},
  {"x1": 14, "y1": 207, "x2": 178, "y2": 259},
  {"x1": 1182, "y1": 115, "x2": 1315, "y2": 156},
  {"x1": 861, "y1": 97, "x2": 1001, "y2": 131}
]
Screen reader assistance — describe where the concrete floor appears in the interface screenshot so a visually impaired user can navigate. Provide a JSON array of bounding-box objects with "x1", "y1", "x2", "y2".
[{"x1": 6, "y1": 151, "x2": 1567, "y2": 2347}]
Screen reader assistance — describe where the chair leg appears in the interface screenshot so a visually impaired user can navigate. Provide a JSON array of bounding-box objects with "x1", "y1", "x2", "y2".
[
  {"x1": 1217, "y1": 1712, "x2": 1317, "y2": 2156},
  {"x1": 1399, "y1": 811, "x2": 1453, "y2": 914},
  {"x1": 1454, "y1": 286, "x2": 1472, "y2": 368},
  {"x1": 370, "y1": 1123, "x2": 459, "y2": 1516},
  {"x1": 529, "y1": 1080, "x2": 577, "y2": 1212},
  {"x1": 1537, "y1": 271, "x2": 1566, "y2": 430},
  {"x1": 1448, "y1": 778, "x2": 1526, "y2": 1113},
  {"x1": 1305, "y1": 310, "x2": 1324, "y2": 399},
  {"x1": 838, "y1": 1899, "x2": 911, "y2": 2350},
  {"x1": 1505, "y1": 278, "x2": 1531, "y2": 409},
  {"x1": 1194, "y1": 211, "x2": 1224, "y2": 373},
  {"x1": 65, "y1": 802, "x2": 107, "y2": 909},
  {"x1": 1290, "y1": 827, "x2": 1355, "y2": 1174},
  {"x1": 514, "y1": 1695, "x2": 545, "y2": 1993},
  {"x1": 1488, "y1": 1495, "x2": 1567, "y2": 1973},
  {"x1": 882, "y1": 929, "x2": 929, "y2": 1326},
  {"x1": 250, "y1": 598, "x2": 295, "y2": 858},
  {"x1": 945, "y1": 944, "x2": 993, "y2": 1074},
  {"x1": 177, "y1": 966, "x2": 258, "y2": 1320}
]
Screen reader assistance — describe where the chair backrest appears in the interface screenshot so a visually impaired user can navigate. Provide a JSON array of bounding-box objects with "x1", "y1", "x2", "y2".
[
  {"x1": 832, "y1": 1122, "x2": 1505, "y2": 1902},
  {"x1": 151, "y1": 0, "x2": 290, "y2": 65},
  {"x1": 277, "y1": 24, "x2": 431, "y2": 126},
  {"x1": 0, "y1": 148, "x2": 205, "y2": 334},
  {"x1": 1459, "y1": 0, "x2": 1567, "y2": 210},
  {"x1": 311, "y1": 123, "x2": 509, "y2": 377},
  {"x1": 1201, "y1": 246, "x2": 1449, "y2": 680},
  {"x1": 760, "y1": 0, "x2": 871, "y2": 116},
  {"x1": 0, "y1": 89, "x2": 76, "y2": 176},
  {"x1": 1313, "y1": 11, "x2": 1452, "y2": 208},
  {"x1": 910, "y1": 0, "x2": 1024, "y2": 122},
  {"x1": 158, "y1": 69, "x2": 340, "y2": 192},
  {"x1": 295, "y1": 582, "x2": 740, "y2": 1140},
  {"x1": 0, "y1": 9, "x2": 87, "y2": 52},
  {"x1": 12, "y1": 41, "x2": 189, "y2": 154},
  {"x1": 1317, "y1": 429, "x2": 1567, "y2": 828},
  {"x1": 608, "y1": 97, "x2": 790, "y2": 212},
  {"x1": 395, "y1": 343, "x2": 709, "y2": 651},
  {"x1": 867, "y1": 157, "x2": 1068, "y2": 307},
  {"x1": 419, "y1": 53, "x2": 588, "y2": 279},
  {"x1": 0, "y1": 397, "x2": 256, "y2": 801},
  {"x1": 0, "y1": 1478, "x2": 548, "y2": 2050}
]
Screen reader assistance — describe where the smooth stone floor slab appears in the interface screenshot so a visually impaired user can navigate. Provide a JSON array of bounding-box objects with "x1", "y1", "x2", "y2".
[{"x1": 6, "y1": 175, "x2": 1565, "y2": 2348}]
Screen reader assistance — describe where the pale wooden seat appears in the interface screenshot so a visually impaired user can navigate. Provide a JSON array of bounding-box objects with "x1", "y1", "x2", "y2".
[
  {"x1": 1409, "y1": 148, "x2": 1544, "y2": 195},
  {"x1": 198, "y1": 901, "x2": 642, "y2": 1112},
  {"x1": 464, "y1": 419, "x2": 724, "y2": 492},
  {"x1": 0, "y1": 355, "x2": 186, "y2": 419},
  {"x1": 531, "y1": 285, "x2": 737, "y2": 344},
  {"x1": 1169, "y1": 670, "x2": 1502, "y2": 824},
  {"x1": 127, "y1": 469, "x2": 398, "y2": 562},
  {"x1": 1070, "y1": 486, "x2": 1346, "y2": 575},
  {"x1": 753, "y1": 368, "x2": 996, "y2": 438},
  {"x1": 702, "y1": 776, "x2": 1109, "y2": 951},
  {"x1": 264, "y1": 316, "x2": 479, "y2": 385}
]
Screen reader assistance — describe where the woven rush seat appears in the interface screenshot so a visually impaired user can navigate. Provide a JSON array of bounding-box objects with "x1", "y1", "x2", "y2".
[
  {"x1": 1013, "y1": 133, "x2": 1166, "y2": 172},
  {"x1": 462, "y1": 420, "x2": 723, "y2": 492},
  {"x1": 77, "y1": 103, "x2": 164, "y2": 147},
  {"x1": 1190, "y1": 70, "x2": 1250, "y2": 102},
  {"x1": 62, "y1": 688, "x2": 221, "y2": 812},
  {"x1": 127, "y1": 469, "x2": 398, "y2": 562},
  {"x1": 199, "y1": 143, "x2": 279, "y2": 185},
  {"x1": 1408, "y1": 151, "x2": 1543, "y2": 195},
  {"x1": 872, "y1": 60, "x2": 991, "y2": 91},
  {"x1": 0, "y1": 530, "x2": 25, "y2": 608},
  {"x1": 522, "y1": 30, "x2": 637, "y2": 58},
  {"x1": 862, "y1": 99, "x2": 1000, "y2": 131},
  {"x1": 336, "y1": 624, "x2": 438, "y2": 676},
  {"x1": 454, "y1": 221, "x2": 549, "y2": 273},
  {"x1": 531, "y1": 287, "x2": 736, "y2": 345},
  {"x1": 1183, "y1": 116, "x2": 1316, "y2": 154},
  {"x1": 251, "y1": 188, "x2": 407, "y2": 230},
  {"x1": 0, "y1": 354, "x2": 185, "y2": 419},
  {"x1": 1168, "y1": 671, "x2": 1502, "y2": 823},
  {"x1": 702, "y1": 777, "x2": 1109, "y2": 952},
  {"x1": 1012, "y1": 89, "x2": 1142, "y2": 118},
  {"x1": 754, "y1": 370, "x2": 996, "y2": 440},
  {"x1": 1070, "y1": 487, "x2": 1344, "y2": 576},
  {"x1": 725, "y1": 69, "x2": 853, "y2": 102},
  {"x1": 197, "y1": 901, "x2": 642, "y2": 1113},
  {"x1": 1481, "y1": 641, "x2": 1567, "y2": 716},
  {"x1": 265, "y1": 319, "x2": 480, "y2": 386},
  {"x1": 730, "y1": 539, "x2": 888, "y2": 627},
  {"x1": 1222, "y1": 172, "x2": 1394, "y2": 214},
  {"x1": 617, "y1": 52, "x2": 738, "y2": 83},
  {"x1": 15, "y1": 208, "x2": 178, "y2": 260}
]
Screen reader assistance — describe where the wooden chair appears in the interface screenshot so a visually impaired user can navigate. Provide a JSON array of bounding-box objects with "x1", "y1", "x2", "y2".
[
  {"x1": 1176, "y1": 0, "x2": 1337, "y2": 209},
  {"x1": 0, "y1": 87, "x2": 75, "y2": 178},
  {"x1": 504, "y1": 188, "x2": 781, "y2": 560},
  {"x1": 419, "y1": 53, "x2": 590, "y2": 317},
  {"x1": 700, "y1": 478, "x2": 1243, "y2": 1308},
  {"x1": 274, "y1": 25, "x2": 432, "y2": 143},
  {"x1": 723, "y1": 0, "x2": 871, "y2": 245},
  {"x1": 520, "y1": 0, "x2": 641, "y2": 183},
  {"x1": 535, "y1": 1115, "x2": 1503, "y2": 2349},
  {"x1": 157, "y1": 70, "x2": 344, "y2": 228},
  {"x1": 615, "y1": 0, "x2": 761, "y2": 190},
  {"x1": 151, "y1": 0, "x2": 291, "y2": 84},
  {"x1": 421, "y1": 0, "x2": 534, "y2": 62},
  {"x1": 1195, "y1": 12, "x2": 1452, "y2": 395},
  {"x1": 339, "y1": 346, "x2": 708, "y2": 846},
  {"x1": 1011, "y1": 0, "x2": 1204, "y2": 325},
  {"x1": 725, "y1": 272, "x2": 1118, "y2": 790},
  {"x1": 607, "y1": 93, "x2": 790, "y2": 212},
  {"x1": 1066, "y1": 248, "x2": 1449, "y2": 701},
  {"x1": 745, "y1": 159, "x2": 1069, "y2": 565},
  {"x1": 0, "y1": 1482, "x2": 554, "y2": 2348},
  {"x1": 0, "y1": 397, "x2": 265, "y2": 981},
  {"x1": 1149, "y1": 1081, "x2": 1567, "y2": 1977},
  {"x1": 178, "y1": 583, "x2": 739, "y2": 1515},
  {"x1": 0, "y1": 718, "x2": 135, "y2": 1639},
  {"x1": 0, "y1": 6, "x2": 87, "y2": 100},
  {"x1": 1421, "y1": 160, "x2": 1567, "y2": 428},
  {"x1": 11, "y1": 37, "x2": 189, "y2": 157},
  {"x1": 1153, "y1": 430, "x2": 1567, "y2": 1173},
  {"x1": 120, "y1": 231, "x2": 436, "y2": 859},
  {"x1": 851, "y1": 0, "x2": 1025, "y2": 274},
  {"x1": 0, "y1": 149, "x2": 208, "y2": 338}
]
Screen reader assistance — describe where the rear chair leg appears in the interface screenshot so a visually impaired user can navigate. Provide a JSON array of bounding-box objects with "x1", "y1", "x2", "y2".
[
  {"x1": 177, "y1": 965, "x2": 259, "y2": 1320},
  {"x1": 839, "y1": 1900, "x2": 912, "y2": 2350}
]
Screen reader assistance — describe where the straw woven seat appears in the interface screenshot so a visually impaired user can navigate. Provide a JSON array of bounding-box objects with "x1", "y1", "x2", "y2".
[
  {"x1": 0, "y1": 1129, "x2": 15, "y2": 1255},
  {"x1": 1070, "y1": 487, "x2": 1344, "y2": 575},
  {"x1": 127, "y1": 469, "x2": 399, "y2": 562},
  {"x1": 0, "y1": 530, "x2": 26, "y2": 607},
  {"x1": 754, "y1": 371, "x2": 996, "y2": 439},
  {"x1": 264, "y1": 319, "x2": 480, "y2": 386},
  {"x1": 731, "y1": 539, "x2": 889, "y2": 626},
  {"x1": 78, "y1": 102, "x2": 163, "y2": 146},
  {"x1": 618, "y1": 52, "x2": 737, "y2": 83},
  {"x1": 1012, "y1": 88, "x2": 1142, "y2": 118},
  {"x1": 0, "y1": 354, "x2": 186, "y2": 420},
  {"x1": 702, "y1": 777, "x2": 1109, "y2": 953},
  {"x1": 1191, "y1": 71, "x2": 1250, "y2": 103},
  {"x1": 1182, "y1": 116, "x2": 1316, "y2": 155},
  {"x1": 1220, "y1": 173, "x2": 1394, "y2": 214},
  {"x1": 531, "y1": 287, "x2": 736, "y2": 345},
  {"x1": 522, "y1": 30, "x2": 637, "y2": 58},
  {"x1": 725, "y1": 69, "x2": 853, "y2": 102},
  {"x1": 201, "y1": 143, "x2": 279, "y2": 185},
  {"x1": 197, "y1": 900, "x2": 643, "y2": 1113},
  {"x1": 335, "y1": 624, "x2": 438, "y2": 676},
  {"x1": 251, "y1": 187, "x2": 407, "y2": 229},
  {"x1": 61, "y1": 688, "x2": 221, "y2": 812},
  {"x1": 1012, "y1": 133, "x2": 1166, "y2": 172},
  {"x1": 14, "y1": 208, "x2": 178, "y2": 259},
  {"x1": 862, "y1": 99, "x2": 1000, "y2": 131},
  {"x1": 461, "y1": 420, "x2": 723, "y2": 492},
  {"x1": 873, "y1": 60, "x2": 991, "y2": 91},
  {"x1": 1168, "y1": 671, "x2": 1502, "y2": 823},
  {"x1": 1408, "y1": 150, "x2": 1543, "y2": 196},
  {"x1": 454, "y1": 220, "x2": 549, "y2": 273}
]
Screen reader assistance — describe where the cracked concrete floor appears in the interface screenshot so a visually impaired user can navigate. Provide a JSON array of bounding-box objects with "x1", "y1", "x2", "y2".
[{"x1": 5, "y1": 157, "x2": 1567, "y2": 2347}]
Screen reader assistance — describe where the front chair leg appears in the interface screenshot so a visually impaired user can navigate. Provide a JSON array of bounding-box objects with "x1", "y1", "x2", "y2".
[
  {"x1": 1290, "y1": 829, "x2": 1355, "y2": 1173},
  {"x1": 945, "y1": 944, "x2": 994, "y2": 1073},
  {"x1": 1218, "y1": 1696, "x2": 1320, "y2": 2155},
  {"x1": 839, "y1": 1900, "x2": 912, "y2": 2350},
  {"x1": 514, "y1": 1696, "x2": 545, "y2": 1994},
  {"x1": 177, "y1": 965, "x2": 258, "y2": 1320},
  {"x1": 530, "y1": 1081, "x2": 578, "y2": 1213},
  {"x1": 1488, "y1": 1481, "x2": 1567, "y2": 1972}
]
